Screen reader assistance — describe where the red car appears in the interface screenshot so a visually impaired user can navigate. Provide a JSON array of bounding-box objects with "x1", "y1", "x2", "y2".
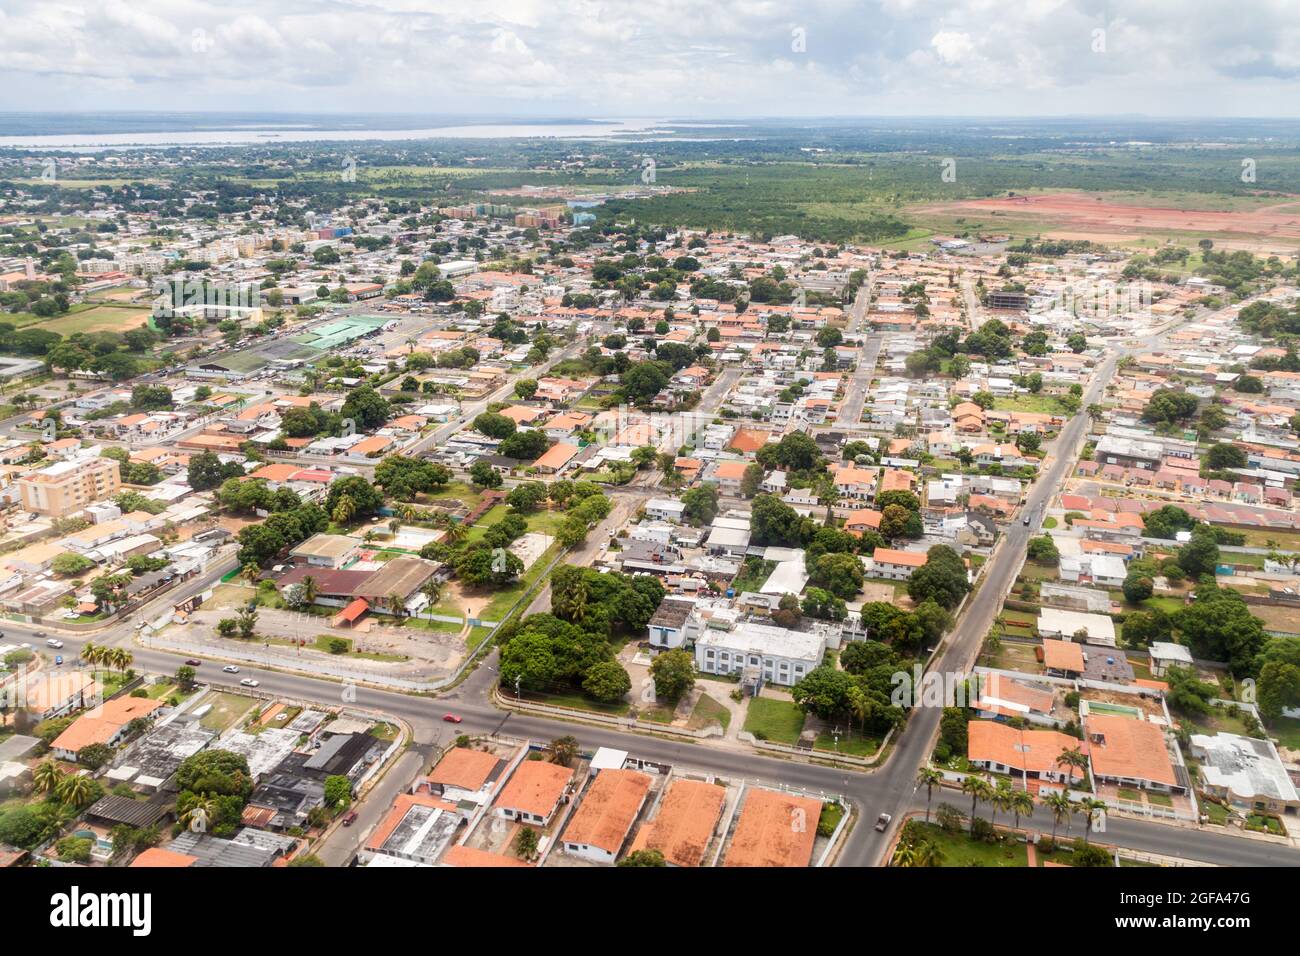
[
  {"x1": 442, "y1": 713, "x2": 463, "y2": 723},
  {"x1": 341, "y1": 811, "x2": 358, "y2": 827}
]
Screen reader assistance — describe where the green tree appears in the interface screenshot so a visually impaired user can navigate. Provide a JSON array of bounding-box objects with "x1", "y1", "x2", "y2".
[{"x1": 649, "y1": 649, "x2": 696, "y2": 702}]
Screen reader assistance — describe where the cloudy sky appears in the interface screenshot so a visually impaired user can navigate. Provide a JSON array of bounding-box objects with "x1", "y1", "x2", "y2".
[{"x1": 2, "y1": 0, "x2": 1300, "y2": 117}]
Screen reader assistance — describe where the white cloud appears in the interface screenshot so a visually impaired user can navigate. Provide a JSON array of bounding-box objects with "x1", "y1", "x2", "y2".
[{"x1": 0, "y1": 0, "x2": 1298, "y2": 115}]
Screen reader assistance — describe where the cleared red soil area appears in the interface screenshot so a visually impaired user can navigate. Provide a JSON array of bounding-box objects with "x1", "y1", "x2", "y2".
[{"x1": 919, "y1": 191, "x2": 1300, "y2": 241}]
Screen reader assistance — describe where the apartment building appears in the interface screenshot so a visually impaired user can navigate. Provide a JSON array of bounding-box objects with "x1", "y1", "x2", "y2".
[{"x1": 17, "y1": 456, "x2": 121, "y2": 518}]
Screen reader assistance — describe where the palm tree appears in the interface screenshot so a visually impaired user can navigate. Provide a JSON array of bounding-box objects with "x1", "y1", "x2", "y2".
[
  {"x1": 80, "y1": 643, "x2": 101, "y2": 668},
  {"x1": 1080, "y1": 797, "x2": 1107, "y2": 845},
  {"x1": 32, "y1": 760, "x2": 64, "y2": 795},
  {"x1": 110, "y1": 648, "x2": 133, "y2": 673},
  {"x1": 815, "y1": 475, "x2": 841, "y2": 524},
  {"x1": 549, "y1": 735, "x2": 579, "y2": 767},
  {"x1": 1044, "y1": 790, "x2": 1072, "y2": 844},
  {"x1": 178, "y1": 794, "x2": 217, "y2": 833},
  {"x1": 387, "y1": 592, "x2": 406, "y2": 619},
  {"x1": 991, "y1": 777, "x2": 1013, "y2": 829},
  {"x1": 241, "y1": 562, "x2": 261, "y2": 587},
  {"x1": 388, "y1": 518, "x2": 401, "y2": 537},
  {"x1": 301, "y1": 575, "x2": 319, "y2": 606},
  {"x1": 961, "y1": 774, "x2": 993, "y2": 832},
  {"x1": 1009, "y1": 789, "x2": 1035, "y2": 830},
  {"x1": 1056, "y1": 747, "x2": 1088, "y2": 787},
  {"x1": 916, "y1": 766, "x2": 944, "y2": 824},
  {"x1": 56, "y1": 773, "x2": 94, "y2": 809},
  {"x1": 420, "y1": 579, "x2": 442, "y2": 622},
  {"x1": 909, "y1": 840, "x2": 944, "y2": 867}
]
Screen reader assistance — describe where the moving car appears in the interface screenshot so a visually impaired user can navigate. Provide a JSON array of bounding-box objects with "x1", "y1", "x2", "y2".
[
  {"x1": 54, "y1": 656, "x2": 63, "y2": 666},
  {"x1": 442, "y1": 713, "x2": 463, "y2": 723},
  {"x1": 45, "y1": 639, "x2": 63, "y2": 649},
  {"x1": 1022, "y1": 512, "x2": 1032, "y2": 526},
  {"x1": 874, "y1": 812, "x2": 892, "y2": 832},
  {"x1": 239, "y1": 678, "x2": 260, "y2": 688},
  {"x1": 341, "y1": 811, "x2": 358, "y2": 827},
  {"x1": 184, "y1": 659, "x2": 202, "y2": 667},
  {"x1": 222, "y1": 665, "x2": 240, "y2": 674}
]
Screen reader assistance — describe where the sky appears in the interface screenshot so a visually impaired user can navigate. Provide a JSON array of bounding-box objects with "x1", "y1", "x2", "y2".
[{"x1": 2, "y1": 0, "x2": 1300, "y2": 118}]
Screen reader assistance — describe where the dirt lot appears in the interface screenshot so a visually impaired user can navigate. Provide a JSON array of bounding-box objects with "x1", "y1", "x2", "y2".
[
  {"x1": 1247, "y1": 602, "x2": 1300, "y2": 636},
  {"x1": 916, "y1": 191, "x2": 1300, "y2": 247}
]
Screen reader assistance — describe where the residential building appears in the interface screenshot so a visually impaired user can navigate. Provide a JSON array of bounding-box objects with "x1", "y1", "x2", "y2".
[{"x1": 17, "y1": 456, "x2": 121, "y2": 517}]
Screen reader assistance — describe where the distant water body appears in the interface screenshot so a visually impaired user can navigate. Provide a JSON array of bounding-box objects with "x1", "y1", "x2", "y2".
[{"x1": 0, "y1": 116, "x2": 700, "y2": 150}]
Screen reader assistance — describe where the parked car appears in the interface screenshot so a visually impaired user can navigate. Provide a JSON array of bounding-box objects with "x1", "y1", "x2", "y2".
[
  {"x1": 442, "y1": 713, "x2": 463, "y2": 723},
  {"x1": 44, "y1": 639, "x2": 63, "y2": 649},
  {"x1": 33, "y1": 631, "x2": 47, "y2": 638},
  {"x1": 874, "y1": 812, "x2": 892, "y2": 832},
  {"x1": 222, "y1": 665, "x2": 240, "y2": 674},
  {"x1": 54, "y1": 656, "x2": 63, "y2": 666},
  {"x1": 341, "y1": 811, "x2": 358, "y2": 827},
  {"x1": 184, "y1": 659, "x2": 202, "y2": 667},
  {"x1": 239, "y1": 678, "x2": 260, "y2": 688}
]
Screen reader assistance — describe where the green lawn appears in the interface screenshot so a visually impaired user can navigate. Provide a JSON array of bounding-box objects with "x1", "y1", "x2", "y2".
[
  {"x1": 992, "y1": 394, "x2": 1071, "y2": 416},
  {"x1": 688, "y1": 693, "x2": 731, "y2": 732},
  {"x1": 463, "y1": 504, "x2": 511, "y2": 544},
  {"x1": 743, "y1": 697, "x2": 805, "y2": 745},
  {"x1": 898, "y1": 821, "x2": 1029, "y2": 867},
  {"x1": 1266, "y1": 716, "x2": 1300, "y2": 750},
  {"x1": 814, "y1": 727, "x2": 882, "y2": 757},
  {"x1": 732, "y1": 558, "x2": 776, "y2": 594},
  {"x1": 198, "y1": 692, "x2": 258, "y2": 732},
  {"x1": 519, "y1": 687, "x2": 630, "y2": 716}
]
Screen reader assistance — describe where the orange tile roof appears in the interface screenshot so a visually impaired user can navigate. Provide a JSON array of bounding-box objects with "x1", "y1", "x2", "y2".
[
  {"x1": 1042, "y1": 639, "x2": 1085, "y2": 673},
  {"x1": 561, "y1": 769, "x2": 652, "y2": 854},
  {"x1": 627, "y1": 778, "x2": 725, "y2": 867},
  {"x1": 967, "y1": 721, "x2": 1084, "y2": 779},
  {"x1": 441, "y1": 844, "x2": 531, "y2": 868},
  {"x1": 494, "y1": 760, "x2": 573, "y2": 818},
  {"x1": 1085, "y1": 714, "x2": 1177, "y2": 787},
  {"x1": 872, "y1": 547, "x2": 928, "y2": 568},
  {"x1": 130, "y1": 847, "x2": 198, "y2": 868},
  {"x1": 248, "y1": 463, "x2": 300, "y2": 482},
  {"x1": 713, "y1": 460, "x2": 749, "y2": 480},
  {"x1": 534, "y1": 441, "x2": 579, "y2": 470},
  {"x1": 50, "y1": 696, "x2": 165, "y2": 754},
  {"x1": 427, "y1": 747, "x2": 500, "y2": 792},
  {"x1": 723, "y1": 788, "x2": 821, "y2": 868}
]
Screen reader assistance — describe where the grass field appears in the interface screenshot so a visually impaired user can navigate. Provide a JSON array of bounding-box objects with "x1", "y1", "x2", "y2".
[
  {"x1": 897, "y1": 821, "x2": 1029, "y2": 867},
  {"x1": 688, "y1": 694, "x2": 731, "y2": 732},
  {"x1": 743, "y1": 696, "x2": 805, "y2": 745}
]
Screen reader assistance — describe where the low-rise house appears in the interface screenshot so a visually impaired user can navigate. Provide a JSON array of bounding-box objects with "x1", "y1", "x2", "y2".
[
  {"x1": 50, "y1": 696, "x2": 165, "y2": 762},
  {"x1": 493, "y1": 759, "x2": 574, "y2": 826},
  {"x1": 722, "y1": 788, "x2": 821, "y2": 868},
  {"x1": 868, "y1": 548, "x2": 928, "y2": 581},
  {"x1": 1086, "y1": 714, "x2": 1186, "y2": 795},
  {"x1": 626, "y1": 778, "x2": 726, "y2": 867},
  {"x1": 967, "y1": 721, "x2": 1085, "y2": 784},
  {"x1": 561, "y1": 768, "x2": 653, "y2": 863},
  {"x1": 1189, "y1": 732, "x2": 1300, "y2": 813}
]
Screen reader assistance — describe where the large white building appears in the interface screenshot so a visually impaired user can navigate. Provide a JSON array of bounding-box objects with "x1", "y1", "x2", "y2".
[{"x1": 694, "y1": 620, "x2": 823, "y2": 688}]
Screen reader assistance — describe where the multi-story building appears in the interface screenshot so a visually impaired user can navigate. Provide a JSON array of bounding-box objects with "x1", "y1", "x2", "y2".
[{"x1": 18, "y1": 456, "x2": 121, "y2": 518}]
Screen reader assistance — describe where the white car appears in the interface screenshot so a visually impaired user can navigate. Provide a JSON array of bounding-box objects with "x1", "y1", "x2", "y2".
[
  {"x1": 45, "y1": 639, "x2": 64, "y2": 649},
  {"x1": 239, "y1": 678, "x2": 260, "y2": 688},
  {"x1": 222, "y1": 665, "x2": 240, "y2": 674}
]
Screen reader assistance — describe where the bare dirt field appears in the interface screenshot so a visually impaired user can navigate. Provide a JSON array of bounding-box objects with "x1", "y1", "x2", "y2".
[{"x1": 916, "y1": 191, "x2": 1300, "y2": 248}]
